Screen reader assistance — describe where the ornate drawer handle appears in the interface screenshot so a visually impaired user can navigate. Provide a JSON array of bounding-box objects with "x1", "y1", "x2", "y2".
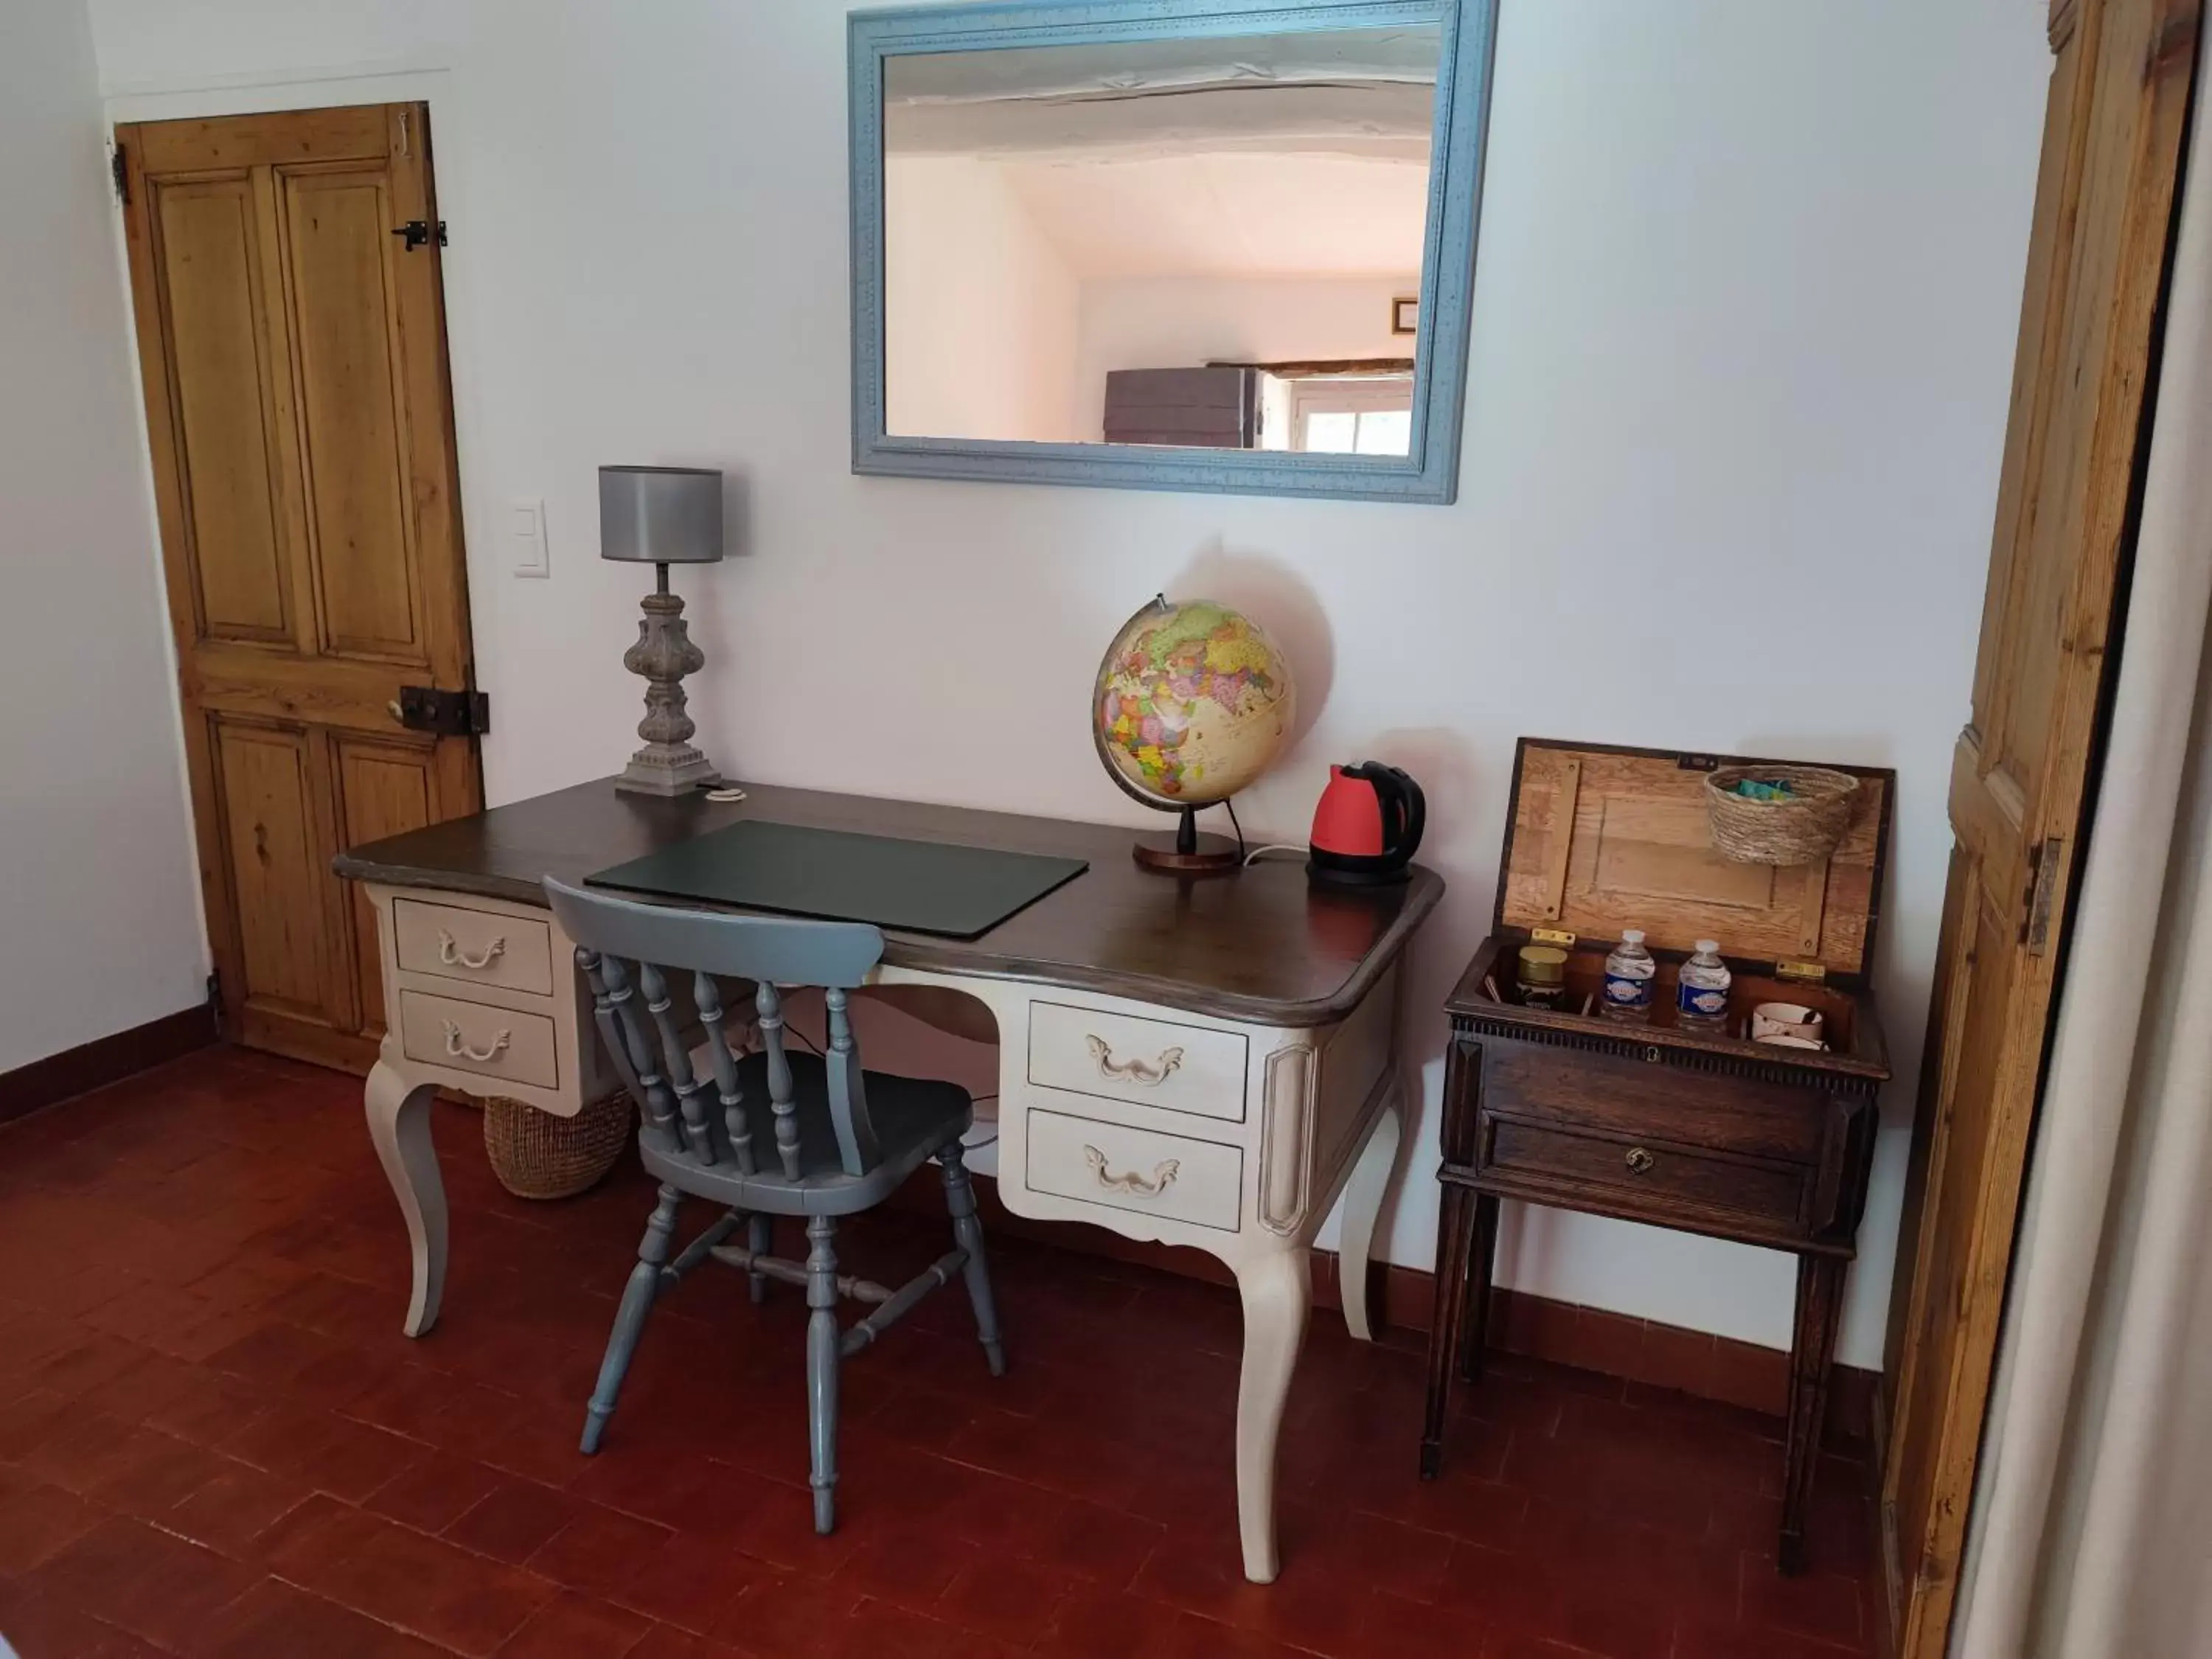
[
  {"x1": 1625, "y1": 1147, "x2": 1657, "y2": 1175},
  {"x1": 1085, "y1": 1034, "x2": 1185, "y2": 1086},
  {"x1": 1083, "y1": 1145, "x2": 1180, "y2": 1197},
  {"x1": 437, "y1": 928, "x2": 507, "y2": 972},
  {"x1": 441, "y1": 1020, "x2": 510, "y2": 1064}
]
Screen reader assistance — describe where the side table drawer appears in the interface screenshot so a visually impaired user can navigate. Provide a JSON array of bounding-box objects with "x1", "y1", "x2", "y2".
[
  {"x1": 1481, "y1": 1043, "x2": 1828, "y2": 1165},
  {"x1": 1028, "y1": 1001, "x2": 1247, "y2": 1122},
  {"x1": 394, "y1": 898, "x2": 556, "y2": 997},
  {"x1": 1024, "y1": 1107, "x2": 1242, "y2": 1232},
  {"x1": 1484, "y1": 1116, "x2": 1807, "y2": 1233},
  {"x1": 397, "y1": 990, "x2": 560, "y2": 1091}
]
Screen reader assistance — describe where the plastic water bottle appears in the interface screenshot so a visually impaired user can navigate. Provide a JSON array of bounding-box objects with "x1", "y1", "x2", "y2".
[
  {"x1": 1601, "y1": 930, "x2": 1656, "y2": 1022},
  {"x1": 1677, "y1": 939, "x2": 1733, "y2": 1030}
]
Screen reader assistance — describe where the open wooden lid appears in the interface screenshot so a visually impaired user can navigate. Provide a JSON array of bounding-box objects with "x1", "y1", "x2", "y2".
[{"x1": 1495, "y1": 739, "x2": 1894, "y2": 981}]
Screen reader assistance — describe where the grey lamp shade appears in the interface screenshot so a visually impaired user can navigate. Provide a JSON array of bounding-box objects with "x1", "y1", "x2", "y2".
[{"x1": 599, "y1": 466, "x2": 723, "y2": 564}]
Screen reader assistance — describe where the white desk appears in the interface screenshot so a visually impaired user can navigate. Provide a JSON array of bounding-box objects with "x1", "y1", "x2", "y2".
[{"x1": 338, "y1": 780, "x2": 1442, "y2": 1583}]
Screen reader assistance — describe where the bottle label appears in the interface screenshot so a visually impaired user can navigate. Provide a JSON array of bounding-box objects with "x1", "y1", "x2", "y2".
[
  {"x1": 1678, "y1": 984, "x2": 1729, "y2": 1018},
  {"x1": 1602, "y1": 970, "x2": 1652, "y2": 1010}
]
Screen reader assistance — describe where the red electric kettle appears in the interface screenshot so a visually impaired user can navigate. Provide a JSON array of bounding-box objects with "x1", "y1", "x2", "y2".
[{"x1": 1308, "y1": 762, "x2": 1426, "y2": 886}]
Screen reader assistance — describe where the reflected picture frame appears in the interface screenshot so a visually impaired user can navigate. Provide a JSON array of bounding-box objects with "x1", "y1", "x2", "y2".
[{"x1": 848, "y1": 0, "x2": 1499, "y2": 504}]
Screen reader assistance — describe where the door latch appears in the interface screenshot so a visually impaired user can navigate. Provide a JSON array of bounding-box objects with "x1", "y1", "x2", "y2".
[
  {"x1": 393, "y1": 685, "x2": 490, "y2": 737},
  {"x1": 391, "y1": 220, "x2": 448, "y2": 251}
]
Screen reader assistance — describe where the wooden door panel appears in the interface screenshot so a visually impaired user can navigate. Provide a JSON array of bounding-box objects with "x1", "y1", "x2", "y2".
[
  {"x1": 1879, "y1": 1, "x2": 2198, "y2": 1652},
  {"x1": 214, "y1": 720, "x2": 339, "y2": 1020},
  {"x1": 334, "y1": 734, "x2": 442, "y2": 1036},
  {"x1": 122, "y1": 102, "x2": 479, "y2": 1074},
  {"x1": 154, "y1": 178, "x2": 293, "y2": 645},
  {"x1": 285, "y1": 167, "x2": 425, "y2": 662},
  {"x1": 1970, "y1": 35, "x2": 2088, "y2": 731}
]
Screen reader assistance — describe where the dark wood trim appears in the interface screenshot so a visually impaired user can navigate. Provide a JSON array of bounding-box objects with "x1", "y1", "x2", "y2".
[
  {"x1": 893, "y1": 1164, "x2": 1877, "y2": 1444},
  {"x1": 1204, "y1": 357, "x2": 1416, "y2": 377},
  {"x1": 0, "y1": 1005, "x2": 216, "y2": 1127}
]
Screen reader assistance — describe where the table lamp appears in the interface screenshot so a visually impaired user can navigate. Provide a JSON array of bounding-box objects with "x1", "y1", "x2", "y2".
[{"x1": 600, "y1": 465, "x2": 723, "y2": 796}]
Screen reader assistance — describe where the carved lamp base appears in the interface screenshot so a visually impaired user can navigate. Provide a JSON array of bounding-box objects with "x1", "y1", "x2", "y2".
[
  {"x1": 613, "y1": 576, "x2": 720, "y2": 796},
  {"x1": 616, "y1": 748, "x2": 720, "y2": 797}
]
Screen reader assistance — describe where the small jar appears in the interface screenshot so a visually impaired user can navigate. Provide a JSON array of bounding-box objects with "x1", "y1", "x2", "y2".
[{"x1": 1515, "y1": 945, "x2": 1569, "y2": 1011}]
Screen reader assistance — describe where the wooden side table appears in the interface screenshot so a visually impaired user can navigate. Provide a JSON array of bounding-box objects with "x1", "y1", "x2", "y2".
[{"x1": 1416, "y1": 740, "x2": 1894, "y2": 1574}]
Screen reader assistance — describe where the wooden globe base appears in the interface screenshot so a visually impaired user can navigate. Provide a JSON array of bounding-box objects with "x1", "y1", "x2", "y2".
[{"x1": 1132, "y1": 806, "x2": 1240, "y2": 877}]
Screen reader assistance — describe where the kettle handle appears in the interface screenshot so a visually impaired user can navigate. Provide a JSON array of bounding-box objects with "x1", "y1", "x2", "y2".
[{"x1": 1357, "y1": 764, "x2": 1426, "y2": 863}]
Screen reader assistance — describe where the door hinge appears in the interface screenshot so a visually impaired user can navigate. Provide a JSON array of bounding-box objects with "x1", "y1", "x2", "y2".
[
  {"x1": 394, "y1": 685, "x2": 490, "y2": 737},
  {"x1": 391, "y1": 219, "x2": 447, "y2": 251},
  {"x1": 1774, "y1": 959, "x2": 1829, "y2": 985},
  {"x1": 111, "y1": 144, "x2": 128, "y2": 206},
  {"x1": 2023, "y1": 835, "x2": 2065, "y2": 954}
]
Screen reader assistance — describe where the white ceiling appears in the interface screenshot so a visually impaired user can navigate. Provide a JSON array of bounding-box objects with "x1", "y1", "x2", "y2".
[
  {"x1": 882, "y1": 27, "x2": 1436, "y2": 282},
  {"x1": 997, "y1": 151, "x2": 1431, "y2": 279}
]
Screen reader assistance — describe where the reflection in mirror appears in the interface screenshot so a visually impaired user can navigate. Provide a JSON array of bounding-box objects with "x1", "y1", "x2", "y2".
[{"x1": 882, "y1": 26, "x2": 1441, "y2": 455}]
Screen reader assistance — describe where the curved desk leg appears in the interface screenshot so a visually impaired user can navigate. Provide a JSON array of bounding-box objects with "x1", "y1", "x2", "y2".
[
  {"x1": 366, "y1": 1048, "x2": 447, "y2": 1338},
  {"x1": 1234, "y1": 1245, "x2": 1311, "y2": 1584},
  {"x1": 1336, "y1": 1082, "x2": 1403, "y2": 1343}
]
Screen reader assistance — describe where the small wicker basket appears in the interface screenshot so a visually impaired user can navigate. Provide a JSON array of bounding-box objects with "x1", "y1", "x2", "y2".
[
  {"x1": 483, "y1": 1091, "x2": 634, "y2": 1200},
  {"x1": 1703, "y1": 765, "x2": 1860, "y2": 866}
]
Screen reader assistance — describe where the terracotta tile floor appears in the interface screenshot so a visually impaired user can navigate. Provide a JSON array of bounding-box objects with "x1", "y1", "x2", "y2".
[{"x1": 0, "y1": 1048, "x2": 1881, "y2": 1659}]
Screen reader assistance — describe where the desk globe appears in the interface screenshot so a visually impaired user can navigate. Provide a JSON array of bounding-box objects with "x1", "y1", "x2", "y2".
[{"x1": 1093, "y1": 596, "x2": 1296, "y2": 874}]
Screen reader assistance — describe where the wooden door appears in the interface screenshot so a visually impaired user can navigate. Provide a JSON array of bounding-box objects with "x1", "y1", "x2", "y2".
[
  {"x1": 1877, "y1": 1, "x2": 2199, "y2": 1651},
  {"x1": 118, "y1": 104, "x2": 479, "y2": 1074}
]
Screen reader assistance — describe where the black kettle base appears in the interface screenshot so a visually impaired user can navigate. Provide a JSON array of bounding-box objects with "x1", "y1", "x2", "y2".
[{"x1": 1307, "y1": 858, "x2": 1413, "y2": 888}]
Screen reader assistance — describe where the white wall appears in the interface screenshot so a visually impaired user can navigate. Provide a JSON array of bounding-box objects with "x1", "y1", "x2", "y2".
[
  {"x1": 87, "y1": 0, "x2": 2052, "y2": 1368},
  {"x1": 0, "y1": 0, "x2": 206, "y2": 1075},
  {"x1": 886, "y1": 155, "x2": 1083, "y2": 442},
  {"x1": 1073, "y1": 274, "x2": 1419, "y2": 441}
]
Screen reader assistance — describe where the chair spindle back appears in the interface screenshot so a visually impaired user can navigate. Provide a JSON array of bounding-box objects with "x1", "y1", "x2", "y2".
[{"x1": 544, "y1": 877, "x2": 889, "y2": 1178}]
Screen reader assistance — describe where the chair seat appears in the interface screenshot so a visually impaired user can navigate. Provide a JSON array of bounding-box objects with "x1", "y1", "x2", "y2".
[{"x1": 641, "y1": 1049, "x2": 973, "y2": 1217}]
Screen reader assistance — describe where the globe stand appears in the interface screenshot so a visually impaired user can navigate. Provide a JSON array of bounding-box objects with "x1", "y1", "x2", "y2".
[{"x1": 1132, "y1": 805, "x2": 1240, "y2": 877}]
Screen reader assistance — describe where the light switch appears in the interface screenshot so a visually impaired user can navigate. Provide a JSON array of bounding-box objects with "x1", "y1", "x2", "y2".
[{"x1": 509, "y1": 498, "x2": 549, "y2": 577}]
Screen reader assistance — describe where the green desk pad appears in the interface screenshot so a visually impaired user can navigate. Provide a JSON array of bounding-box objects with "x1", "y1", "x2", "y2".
[{"x1": 585, "y1": 818, "x2": 1089, "y2": 939}]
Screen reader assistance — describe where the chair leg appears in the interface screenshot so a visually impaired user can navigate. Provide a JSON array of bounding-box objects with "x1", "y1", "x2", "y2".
[
  {"x1": 748, "y1": 1212, "x2": 774, "y2": 1304},
  {"x1": 940, "y1": 1138, "x2": 1006, "y2": 1377},
  {"x1": 804, "y1": 1214, "x2": 841, "y2": 1535},
  {"x1": 582, "y1": 1181, "x2": 681, "y2": 1455}
]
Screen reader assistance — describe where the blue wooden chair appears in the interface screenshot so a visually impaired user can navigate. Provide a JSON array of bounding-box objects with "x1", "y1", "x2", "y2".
[{"x1": 543, "y1": 877, "x2": 1006, "y2": 1534}]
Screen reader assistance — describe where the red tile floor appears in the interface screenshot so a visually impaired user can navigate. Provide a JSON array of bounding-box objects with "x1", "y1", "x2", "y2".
[{"x1": 0, "y1": 1048, "x2": 1882, "y2": 1659}]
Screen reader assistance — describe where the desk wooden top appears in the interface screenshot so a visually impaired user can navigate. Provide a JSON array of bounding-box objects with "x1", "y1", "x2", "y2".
[{"x1": 335, "y1": 779, "x2": 1443, "y2": 1028}]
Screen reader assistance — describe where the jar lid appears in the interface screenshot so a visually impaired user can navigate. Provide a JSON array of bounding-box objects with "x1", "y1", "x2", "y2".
[
  {"x1": 1696, "y1": 939, "x2": 1719, "y2": 953},
  {"x1": 1517, "y1": 945, "x2": 1568, "y2": 984},
  {"x1": 1621, "y1": 929, "x2": 1644, "y2": 944}
]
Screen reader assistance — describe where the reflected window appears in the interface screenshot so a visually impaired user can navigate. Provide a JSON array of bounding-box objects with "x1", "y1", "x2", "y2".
[{"x1": 1265, "y1": 376, "x2": 1416, "y2": 458}]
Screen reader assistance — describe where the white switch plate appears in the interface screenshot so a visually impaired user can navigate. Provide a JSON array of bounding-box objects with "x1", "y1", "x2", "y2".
[{"x1": 509, "y1": 498, "x2": 549, "y2": 577}]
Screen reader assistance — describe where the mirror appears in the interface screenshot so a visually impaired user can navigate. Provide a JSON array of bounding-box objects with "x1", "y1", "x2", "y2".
[{"x1": 849, "y1": 0, "x2": 1497, "y2": 504}]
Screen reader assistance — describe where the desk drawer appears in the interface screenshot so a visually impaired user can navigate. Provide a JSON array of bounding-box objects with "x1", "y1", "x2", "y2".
[
  {"x1": 397, "y1": 990, "x2": 560, "y2": 1091},
  {"x1": 1028, "y1": 1001, "x2": 1246, "y2": 1122},
  {"x1": 1484, "y1": 1116, "x2": 1807, "y2": 1234},
  {"x1": 1025, "y1": 1107, "x2": 1242, "y2": 1232},
  {"x1": 394, "y1": 899, "x2": 555, "y2": 997}
]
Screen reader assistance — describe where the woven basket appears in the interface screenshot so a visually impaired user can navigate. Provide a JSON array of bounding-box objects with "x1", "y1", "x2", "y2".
[
  {"x1": 1703, "y1": 765, "x2": 1860, "y2": 866},
  {"x1": 483, "y1": 1091, "x2": 633, "y2": 1200}
]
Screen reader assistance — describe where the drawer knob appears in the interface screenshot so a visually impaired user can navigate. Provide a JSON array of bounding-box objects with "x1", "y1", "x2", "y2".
[
  {"x1": 1625, "y1": 1147, "x2": 1657, "y2": 1175},
  {"x1": 1085, "y1": 1034, "x2": 1185, "y2": 1087},
  {"x1": 441, "y1": 1019, "x2": 511, "y2": 1065},
  {"x1": 437, "y1": 928, "x2": 507, "y2": 972},
  {"x1": 1083, "y1": 1144, "x2": 1180, "y2": 1198}
]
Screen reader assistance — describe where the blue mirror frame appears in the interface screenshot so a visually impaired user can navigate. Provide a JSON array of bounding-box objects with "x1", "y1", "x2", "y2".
[{"x1": 849, "y1": 0, "x2": 1498, "y2": 504}]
